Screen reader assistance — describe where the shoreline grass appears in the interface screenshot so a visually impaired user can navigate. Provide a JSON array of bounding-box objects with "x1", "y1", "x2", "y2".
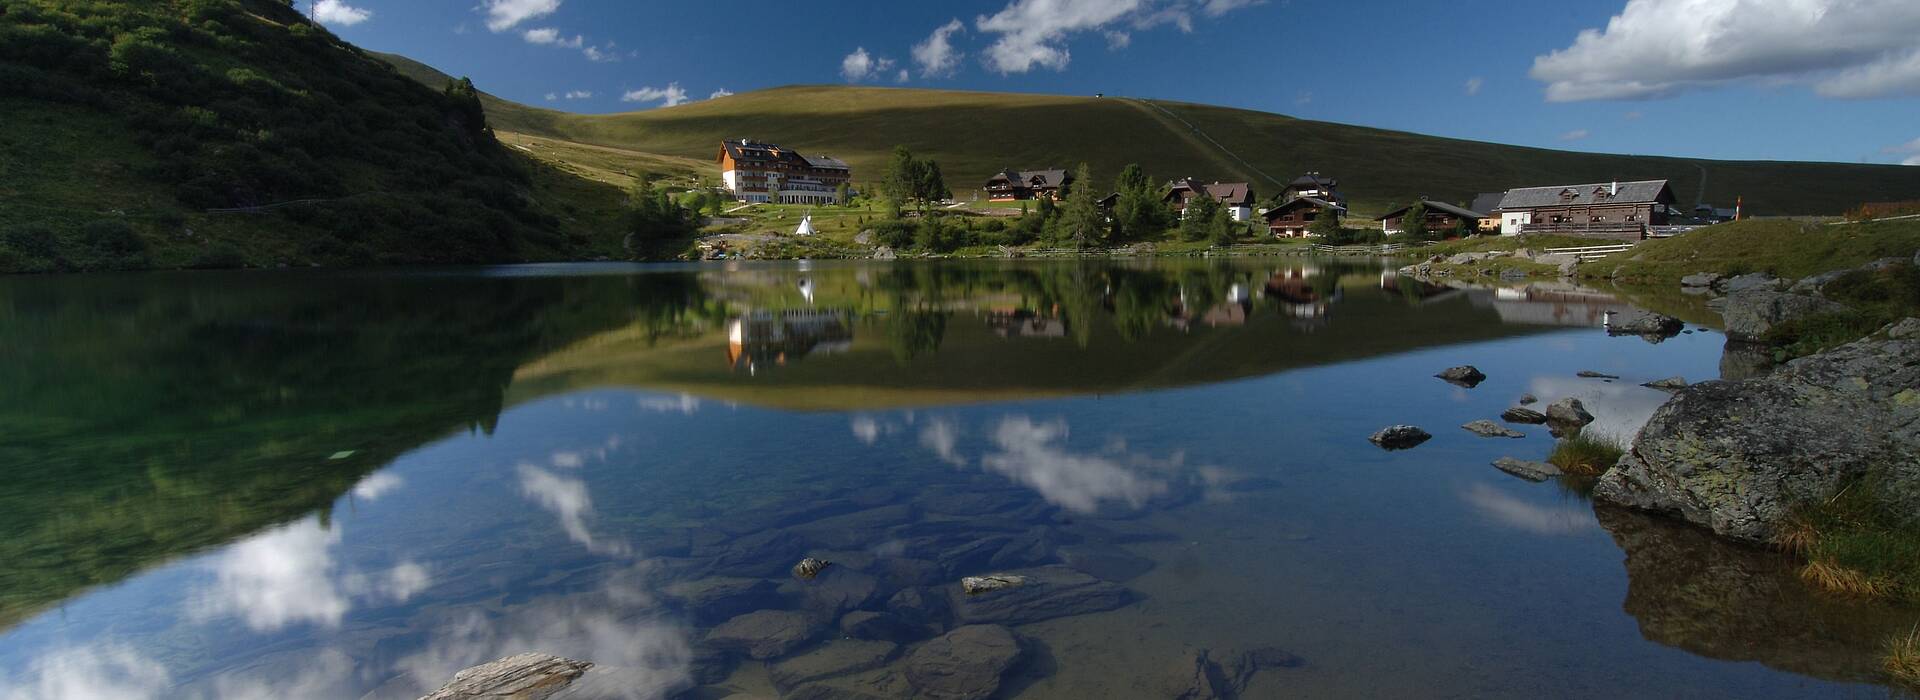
[
  {"x1": 1779, "y1": 475, "x2": 1920, "y2": 605},
  {"x1": 1888, "y1": 626, "x2": 1920, "y2": 691},
  {"x1": 1547, "y1": 432, "x2": 1627, "y2": 477}
]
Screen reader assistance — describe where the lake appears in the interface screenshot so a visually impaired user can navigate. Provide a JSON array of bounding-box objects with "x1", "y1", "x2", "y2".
[{"x1": 0, "y1": 258, "x2": 1912, "y2": 699}]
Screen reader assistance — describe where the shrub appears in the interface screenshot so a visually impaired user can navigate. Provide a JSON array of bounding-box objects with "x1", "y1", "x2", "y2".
[
  {"x1": 79, "y1": 220, "x2": 147, "y2": 256},
  {"x1": 3, "y1": 224, "x2": 62, "y2": 259},
  {"x1": 1888, "y1": 627, "x2": 1920, "y2": 690},
  {"x1": 1547, "y1": 432, "x2": 1626, "y2": 477},
  {"x1": 186, "y1": 241, "x2": 247, "y2": 269}
]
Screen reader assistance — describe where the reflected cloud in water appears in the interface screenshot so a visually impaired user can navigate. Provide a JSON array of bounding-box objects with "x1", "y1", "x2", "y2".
[
  {"x1": 635, "y1": 393, "x2": 704, "y2": 415},
  {"x1": 980, "y1": 416, "x2": 1172, "y2": 514},
  {"x1": 1460, "y1": 483, "x2": 1597, "y2": 536},
  {"x1": 0, "y1": 643, "x2": 169, "y2": 700},
  {"x1": 919, "y1": 417, "x2": 965, "y2": 466},
  {"x1": 1527, "y1": 376, "x2": 1672, "y2": 441},
  {"x1": 351, "y1": 472, "x2": 404, "y2": 501},
  {"x1": 518, "y1": 465, "x2": 630, "y2": 557},
  {"x1": 188, "y1": 516, "x2": 429, "y2": 632}
]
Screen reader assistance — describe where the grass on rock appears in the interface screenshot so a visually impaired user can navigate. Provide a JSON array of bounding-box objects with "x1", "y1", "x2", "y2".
[{"x1": 1781, "y1": 475, "x2": 1920, "y2": 605}]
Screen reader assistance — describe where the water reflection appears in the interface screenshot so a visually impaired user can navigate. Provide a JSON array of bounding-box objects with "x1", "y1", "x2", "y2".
[{"x1": 189, "y1": 515, "x2": 427, "y2": 631}]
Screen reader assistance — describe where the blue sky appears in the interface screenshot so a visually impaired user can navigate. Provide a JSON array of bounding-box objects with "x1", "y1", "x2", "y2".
[{"x1": 308, "y1": 0, "x2": 1920, "y2": 166}]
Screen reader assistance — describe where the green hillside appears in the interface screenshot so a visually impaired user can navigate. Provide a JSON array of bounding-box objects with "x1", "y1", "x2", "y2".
[
  {"x1": 0, "y1": 0, "x2": 628, "y2": 272},
  {"x1": 411, "y1": 79, "x2": 1920, "y2": 218}
]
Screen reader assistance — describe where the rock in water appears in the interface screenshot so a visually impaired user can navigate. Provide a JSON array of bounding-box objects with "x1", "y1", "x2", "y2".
[
  {"x1": 1434, "y1": 365, "x2": 1487, "y2": 387},
  {"x1": 1679, "y1": 272, "x2": 1722, "y2": 288},
  {"x1": 1607, "y1": 309, "x2": 1684, "y2": 340},
  {"x1": 961, "y1": 574, "x2": 1026, "y2": 595},
  {"x1": 1594, "y1": 319, "x2": 1920, "y2": 543},
  {"x1": 903, "y1": 625, "x2": 1026, "y2": 700},
  {"x1": 1518, "y1": 394, "x2": 1539, "y2": 405},
  {"x1": 419, "y1": 653, "x2": 591, "y2": 700},
  {"x1": 1642, "y1": 376, "x2": 1689, "y2": 391},
  {"x1": 792, "y1": 557, "x2": 832, "y2": 581},
  {"x1": 1718, "y1": 289, "x2": 1849, "y2": 342},
  {"x1": 1577, "y1": 370, "x2": 1621, "y2": 379},
  {"x1": 704, "y1": 610, "x2": 825, "y2": 660},
  {"x1": 1545, "y1": 398, "x2": 1595, "y2": 429},
  {"x1": 1368, "y1": 425, "x2": 1431, "y2": 450},
  {"x1": 768, "y1": 640, "x2": 898, "y2": 692},
  {"x1": 1501, "y1": 407, "x2": 1548, "y2": 424},
  {"x1": 1461, "y1": 420, "x2": 1525, "y2": 438},
  {"x1": 1492, "y1": 457, "x2": 1562, "y2": 482},
  {"x1": 948, "y1": 566, "x2": 1130, "y2": 625}
]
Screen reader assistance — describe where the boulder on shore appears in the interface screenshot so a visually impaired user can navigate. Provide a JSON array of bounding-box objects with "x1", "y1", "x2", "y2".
[
  {"x1": 1680, "y1": 272, "x2": 1722, "y2": 288},
  {"x1": 1434, "y1": 365, "x2": 1487, "y2": 387},
  {"x1": 1718, "y1": 273, "x2": 1784, "y2": 294},
  {"x1": 1594, "y1": 319, "x2": 1920, "y2": 543},
  {"x1": 1368, "y1": 425, "x2": 1431, "y2": 450},
  {"x1": 1718, "y1": 289, "x2": 1849, "y2": 342}
]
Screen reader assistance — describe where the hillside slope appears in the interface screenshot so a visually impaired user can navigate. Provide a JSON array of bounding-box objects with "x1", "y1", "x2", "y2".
[
  {"x1": 387, "y1": 74, "x2": 1920, "y2": 217},
  {"x1": 0, "y1": 0, "x2": 626, "y2": 272}
]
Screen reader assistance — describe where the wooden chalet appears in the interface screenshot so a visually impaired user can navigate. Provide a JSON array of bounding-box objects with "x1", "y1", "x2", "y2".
[
  {"x1": 1377, "y1": 199, "x2": 1486, "y2": 235},
  {"x1": 1279, "y1": 172, "x2": 1342, "y2": 206},
  {"x1": 1263, "y1": 196, "x2": 1345, "y2": 238},
  {"x1": 1165, "y1": 179, "x2": 1256, "y2": 221},
  {"x1": 1495, "y1": 180, "x2": 1675, "y2": 239},
  {"x1": 985, "y1": 169, "x2": 1073, "y2": 201}
]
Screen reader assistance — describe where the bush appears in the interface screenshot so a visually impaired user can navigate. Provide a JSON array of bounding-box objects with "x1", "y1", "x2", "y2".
[
  {"x1": 186, "y1": 241, "x2": 247, "y2": 269},
  {"x1": 3, "y1": 223, "x2": 62, "y2": 259},
  {"x1": 870, "y1": 220, "x2": 915, "y2": 249}
]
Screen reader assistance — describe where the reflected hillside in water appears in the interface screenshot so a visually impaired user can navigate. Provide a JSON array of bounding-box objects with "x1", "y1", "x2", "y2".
[{"x1": 509, "y1": 260, "x2": 1570, "y2": 411}]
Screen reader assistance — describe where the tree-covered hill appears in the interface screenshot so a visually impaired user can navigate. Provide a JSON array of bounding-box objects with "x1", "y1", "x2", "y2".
[{"x1": 0, "y1": 0, "x2": 623, "y2": 272}]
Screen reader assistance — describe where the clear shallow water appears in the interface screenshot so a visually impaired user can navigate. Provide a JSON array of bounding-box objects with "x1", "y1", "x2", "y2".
[{"x1": 0, "y1": 259, "x2": 1913, "y2": 699}]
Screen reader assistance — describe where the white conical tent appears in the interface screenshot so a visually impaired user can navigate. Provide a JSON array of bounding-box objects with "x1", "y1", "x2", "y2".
[{"x1": 794, "y1": 213, "x2": 815, "y2": 236}]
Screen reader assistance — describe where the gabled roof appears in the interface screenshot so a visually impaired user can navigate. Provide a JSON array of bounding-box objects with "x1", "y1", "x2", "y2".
[
  {"x1": 1288, "y1": 172, "x2": 1337, "y2": 189},
  {"x1": 1498, "y1": 180, "x2": 1672, "y2": 210},
  {"x1": 718, "y1": 139, "x2": 848, "y2": 171},
  {"x1": 1377, "y1": 199, "x2": 1487, "y2": 221},
  {"x1": 1204, "y1": 182, "x2": 1253, "y2": 205},
  {"x1": 1468, "y1": 192, "x2": 1506, "y2": 216},
  {"x1": 988, "y1": 169, "x2": 1071, "y2": 188},
  {"x1": 1263, "y1": 196, "x2": 1346, "y2": 219},
  {"x1": 802, "y1": 154, "x2": 850, "y2": 170}
]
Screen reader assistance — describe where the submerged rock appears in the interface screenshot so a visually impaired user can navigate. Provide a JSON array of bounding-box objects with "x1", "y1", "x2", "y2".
[
  {"x1": 1461, "y1": 419, "x2": 1525, "y2": 438},
  {"x1": 960, "y1": 574, "x2": 1026, "y2": 595},
  {"x1": 839, "y1": 610, "x2": 922, "y2": 642},
  {"x1": 948, "y1": 565, "x2": 1131, "y2": 625},
  {"x1": 1434, "y1": 365, "x2": 1487, "y2": 387},
  {"x1": 1368, "y1": 425, "x2": 1431, "y2": 450},
  {"x1": 419, "y1": 653, "x2": 591, "y2": 700},
  {"x1": 1492, "y1": 457, "x2": 1561, "y2": 482},
  {"x1": 664, "y1": 577, "x2": 781, "y2": 625},
  {"x1": 792, "y1": 557, "x2": 833, "y2": 581},
  {"x1": 1642, "y1": 376, "x2": 1689, "y2": 391},
  {"x1": 1500, "y1": 407, "x2": 1548, "y2": 424},
  {"x1": 903, "y1": 625, "x2": 1026, "y2": 700},
  {"x1": 1157, "y1": 646, "x2": 1304, "y2": 700},
  {"x1": 769, "y1": 640, "x2": 898, "y2": 692},
  {"x1": 1594, "y1": 319, "x2": 1920, "y2": 543},
  {"x1": 704, "y1": 609, "x2": 826, "y2": 660},
  {"x1": 1576, "y1": 370, "x2": 1621, "y2": 379}
]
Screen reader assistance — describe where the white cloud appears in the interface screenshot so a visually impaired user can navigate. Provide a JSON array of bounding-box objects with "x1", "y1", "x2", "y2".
[
  {"x1": 545, "y1": 92, "x2": 557, "y2": 101},
  {"x1": 973, "y1": 0, "x2": 1261, "y2": 74},
  {"x1": 523, "y1": 27, "x2": 583, "y2": 49},
  {"x1": 1531, "y1": 0, "x2": 1920, "y2": 101},
  {"x1": 841, "y1": 47, "x2": 897, "y2": 82},
  {"x1": 896, "y1": 68, "x2": 910, "y2": 83},
  {"x1": 1890, "y1": 138, "x2": 1920, "y2": 165},
  {"x1": 483, "y1": 0, "x2": 561, "y2": 32},
  {"x1": 621, "y1": 83, "x2": 689, "y2": 107},
  {"x1": 191, "y1": 517, "x2": 349, "y2": 630},
  {"x1": 709, "y1": 88, "x2": 735, "y2": 99},
  {"x1": 1461, "y1": 484, "x2": 1597, "y2": 535},
  {"x1": 563, "y1": 89, "x2": 593, "y2": 100},
  {"x1": 312, "y1": 0, "x2": 371, "y2": 27},
  {"x1": 583, "y1": 43, "x2": 619, "y2": 63},
  {"x1": 913, "y1": 19, "x2": 967, "y2": 78},
  {"x1": 1464, "y1": 76, "x2": 1483, "y2": 96},
  {"x1": 1293, "y1": 91, "x2": 1312, "y2": 106},
  {"x1": 519, "y1": 464, "x2": 629, "y2": 555},
  {"x1": 636, "y1": 393, "x2": 701, "y2": 413},
  {"x1": 1559, "y1": 128, "x2": 1591, "y2": 142}
]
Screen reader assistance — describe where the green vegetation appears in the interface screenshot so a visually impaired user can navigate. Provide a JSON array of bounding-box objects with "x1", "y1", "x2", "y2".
[
  {"x1": 1401, "y1": 202, "x2": 1430, "y2": 241},
  {"x1": 415, "y1": 79, "x2": 1920, "y2": 219},
  {"x1": 1549, "y1": 432, "x2": 1628, "y2": 477},
  {"x1": 1889, "y1": 627, "x2": 1920, "y2": 691},
  {"x1": 1779, "y1": 475, "x2": 1920, "y2": 605},
  {"x1": 1110, "y1": 163, "x2": 1176, "y2": 242},
  {"x1": 0, "y1": 0, "x2": 627, "y2": 272},
  {"x1": 1765, "y1": 261, "x2": 1920, "y2": 358},
  {"x1": 1585, "y1": 219, "x2": 1920, "y2": 285}
]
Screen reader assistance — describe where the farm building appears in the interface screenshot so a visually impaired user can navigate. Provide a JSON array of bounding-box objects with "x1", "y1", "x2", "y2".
[
  {"x1": 1377, "y1": 199, "x2": 1487, "y2": 235},
  {"x1": 1496, "y1": 180, "x2": 1676, "y2": 237},
  {"x1": 1166, "y1": 179, "x2": 1256, "y2": 221},
  {"x1": 984, "y1": 169, "x2": 1074, "y2": 201}
]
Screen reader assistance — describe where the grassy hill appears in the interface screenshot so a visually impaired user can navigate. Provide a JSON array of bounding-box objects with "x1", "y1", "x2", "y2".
[
  {"x1": 0, "y1": 0, "x2": 633, "y2": 272},
  {"x1": 379, "y1": 72, "x2": 1920, "y2": 218}
]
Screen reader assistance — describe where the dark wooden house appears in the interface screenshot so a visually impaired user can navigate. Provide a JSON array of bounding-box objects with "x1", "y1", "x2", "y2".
[
  {"x1": 985, "y1": 169, "x2": 1073, "y2": 201},
  {"x1": 1164, "y1": 179, "x2": 1256, "y2": 221},
  {"x1": 1263, "y1": 196, "x2": 1345, "y2": 238},
  {"x1": 1495, "y1": 180, "x2": 1675, "y2": 238},
  {"x1": 1377, "y1": 199, "x2": 1486, "y2": 236}
]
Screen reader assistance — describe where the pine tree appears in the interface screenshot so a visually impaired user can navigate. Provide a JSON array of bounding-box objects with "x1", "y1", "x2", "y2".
[
  {"x1": 1052, "y1": 163, "x2": 1100, "y2": 249},
  {"x1": 1401, "y1": 202, "x2": 1429, "y2": 241}
]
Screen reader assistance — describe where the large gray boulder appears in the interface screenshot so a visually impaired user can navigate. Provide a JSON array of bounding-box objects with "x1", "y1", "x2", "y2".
[
  {"x1": 1718, "y1": 272, "x2": 1784, "y2": 294},
  {"x1": 1594, "y1": 319, "x2": 1920, "y2": 543},
  {"x1": 1607, "y1": 309, "x2": 1683, "y2": 340},
  {"x1": 1718, "y1": 289, "x2": 1849, "y2": 342}
]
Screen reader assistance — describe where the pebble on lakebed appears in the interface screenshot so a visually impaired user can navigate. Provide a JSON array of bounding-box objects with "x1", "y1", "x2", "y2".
[
  {"x1": 961, "y1": 574, "x2": 1027, "y2": 595},
  {"x1": 792, "y1": 557, "x2": 832, "y2": 581}
]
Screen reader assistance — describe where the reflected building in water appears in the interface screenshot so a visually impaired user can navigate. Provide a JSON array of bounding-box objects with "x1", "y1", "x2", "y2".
[
  {"x1": 726, "y1": 309, "x2": 854, "y2": 375},
  {"x1": 987, "y1": 308, "x2": 1069, "y2": 338},
  {"x1": 1473, "y1": 284, "x2": 1633, "y2": 327},
  {"x1": 1264, "y1": 266, "x2": 1339, "y2": 328}
]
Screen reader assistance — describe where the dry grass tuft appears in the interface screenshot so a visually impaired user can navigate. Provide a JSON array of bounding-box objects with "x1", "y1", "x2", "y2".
[
  {"x1": 1886, "y1": 627, "x2": 1920, "y2": 690},
  {"x1": 1799, "y1": 559, "x2": 1895, "y2": 599},
  {"x1": 1773, "y1": 512, "x2": 1821, "y2": 557}
]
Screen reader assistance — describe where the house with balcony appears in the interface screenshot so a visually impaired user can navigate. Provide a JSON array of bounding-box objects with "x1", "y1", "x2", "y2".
[
  {"x1": 1262, "y1": 196, "x2": 1345, "y2": 238},
  {"x1": 984, "y1": 169, "x2": 1073, "y2": 201},
  {"x1": 1377, "y1": 199, "x2": 1487, "y2": 235},
  {"x1": 717, "y1": 139, "x2": 853, "y2": 205},
  {"x1": 1495, "y1": 180, "x2": 1675, "y2": 238},
  {"x1": 1165, "y1": 179, "x2": 1256, "y2": 221}
]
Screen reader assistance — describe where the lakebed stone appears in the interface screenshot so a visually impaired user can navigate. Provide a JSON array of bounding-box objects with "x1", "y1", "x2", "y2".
[
  {"x1": 1368, "y1": 425, "x2": 1431, "y2": 450},
  {"x1": 902, "y1": 625, "x2": 1026, "y2": 700},
  {"x1": 769, "y1": 640, "x2": 898, "y2": 691},
  {"x1": 1462, "y1": 419, "x2": 1525, "y2": 438},
  {"x1": 792, "y1": 557, "x2": 832, "y2": 581},
  {"x1": 960, "y1": 573, "x2": 1026, "y2": 595},
  {"x1": 1492, "y1": 457, "x2": 1562, "y2": 482},
  {"x1": 1594, "y1": 318, "x2": 1920, "y2": 543},
  {"x1": 664, "y1": 577, "x2": 781, "y2": 625},
  {"x1": 704, "y1": 610, "x2": 826, "y2": 660},
  {"x1": 839, "y1": 610, "x2": 923, "y2": 642}
]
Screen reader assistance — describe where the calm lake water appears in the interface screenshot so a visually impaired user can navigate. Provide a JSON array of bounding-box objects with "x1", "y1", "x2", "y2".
[{"x1": 1, "y1": 259, "x2": 1914, "y2": 699}]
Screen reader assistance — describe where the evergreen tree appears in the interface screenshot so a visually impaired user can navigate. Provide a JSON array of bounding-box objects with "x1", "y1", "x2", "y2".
[
  {"x1": 1309, "y1": 205, "x2": 1342, "y2": 238},
  {"x1": 883, "y1": 145, "x2": 916, "y2": 219},
  {"x1": 1401, "y1": 202, "x2": 1429, "y2": 241},
  {"x1": 1111, "y1": 163, "x2": 1170, "y2": 241},
  {"x1": 835, "y1": 182, "x2": 850, "y2": 206},
  {"x1": 1207, "y1": 206, "x2": 1235, "y2": 246},
  {"x1": 1180, "y1": 195, "x2": 1222, "y2": 241},
  {"x1": 1052, "y1": 164, "x2": 1101, "y2": 249}
]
